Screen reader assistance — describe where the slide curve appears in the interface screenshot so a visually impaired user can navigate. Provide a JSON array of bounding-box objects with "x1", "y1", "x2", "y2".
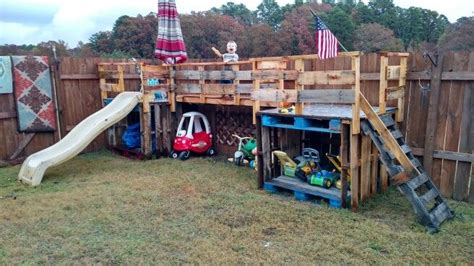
[{"x1": 18, "y1": 91, "x2": 142, "y2": 186}]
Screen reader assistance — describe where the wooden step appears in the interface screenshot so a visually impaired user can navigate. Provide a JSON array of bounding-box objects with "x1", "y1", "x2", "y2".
[
  {"x1": 420, "y1": 188, "x2": 438, "y2": 205},
  {"x1": 430, "y1": 202, "x2": 452, "y2": 225},
  {"x1": 379, "y1": 114, "x2": 395, "y2": 127},
  {"x1": 407, "y1": 174, "x2": 428, "y2": 189},
  {"x1": 400, "y1": 144, "x2": 411, "y2": 154},
  {"x1": 390, "y1": 129, "x2": 404, "y2": 140},
  {"x1": 411, "y1": 158, "x2": 422, "y2": 168}
]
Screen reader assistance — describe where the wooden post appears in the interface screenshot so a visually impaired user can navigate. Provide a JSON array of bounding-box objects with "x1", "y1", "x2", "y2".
[
  {"x1": 252, "y1": 61, "x2": 261, "y2": 124},
  {"x1": 350, "y1": 124, "x2": 360, "y2": 210},
  {"x1": 98, "y1": 64, "x2": 107, "y2": 106},
  {"x1": 232, "y1": 64, "x2": 241, "y2": 105},
  {"x1": 351, "y1": 55, "x2": 361, "y2": 134},
  {"x1": 379, "y1": 55, "x2": 388, "y2": 114},
  {"x1": 423, "y1": 53, "x2": 444, "y2": 176},
  {"x1": 154, "y1": 103, "x2": 163, "y2": 156},
  {"x1": 256, "y1": 115, "x2": 264, "y2": 188},
  {"x1": 360, "y1": 134, "x2": 371, "y2": 202},
  {"x1": 169, "y1": 66, "x2": 176, "y2": 112},
  {"x1": 117, "y1": 65, "x2": 125, "y2": 92},
  {"x1": 396, "y1": 57, "x2": 407, "y2": 122},
  {"x1": 380, "y1": 164, "x2": 389, "y2": 192},
  {"x1": 295, "y1": 59, "x2": 304, "y2": 115},
  {"x1": 340, "y1": 123, "x2": 350, "y2": 208},
  {"x1": 198, "y1": 66, "x2": 205, "y2": 103},
  {"x1": 141, "y1": 92, "x2": 152, "y2": 158},
  {"x1": 262, "y1": 125, "x2": 272, "y2": 182},
  {"x1": 370, "y1": 143, "x2": 379, "y2": 195}
]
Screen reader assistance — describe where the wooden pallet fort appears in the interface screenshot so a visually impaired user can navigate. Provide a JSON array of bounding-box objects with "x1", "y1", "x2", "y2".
[{"x1": 97, "y1": 52, "x2": 453, "y2": 231}]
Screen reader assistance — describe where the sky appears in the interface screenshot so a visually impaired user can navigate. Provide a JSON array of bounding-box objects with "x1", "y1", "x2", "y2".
[{"x1": 0, "y1": 0, "x2": 472, "y2": 47}]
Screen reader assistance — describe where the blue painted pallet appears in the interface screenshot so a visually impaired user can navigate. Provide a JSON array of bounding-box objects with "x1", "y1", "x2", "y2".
[
  {"x1": 261, "y1": 115, "x2": 340, "y2": 134},
  {"x1": 264, "y1": 176, "x2": 349, "y2": 208}
]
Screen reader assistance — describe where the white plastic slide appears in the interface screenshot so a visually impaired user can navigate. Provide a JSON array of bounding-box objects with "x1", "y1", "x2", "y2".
[{"x1": 18, "y1": 91, "x2": 142, "y2": 186}]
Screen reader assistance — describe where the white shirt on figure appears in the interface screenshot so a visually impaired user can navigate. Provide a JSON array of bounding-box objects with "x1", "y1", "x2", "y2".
[{"x1": 223, "y1": 53, "x2": 239, "y2": 63}]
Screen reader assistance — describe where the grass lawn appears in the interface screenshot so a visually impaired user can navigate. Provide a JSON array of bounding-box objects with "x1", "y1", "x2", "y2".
[{"x1": 0, "y1": 150, "x2": 472, "y2": 264}]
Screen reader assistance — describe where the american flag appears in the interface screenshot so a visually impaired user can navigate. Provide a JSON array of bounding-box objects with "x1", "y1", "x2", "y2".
[{"x1": 315, "y1": 16, "x2": 338, "y2": 59}]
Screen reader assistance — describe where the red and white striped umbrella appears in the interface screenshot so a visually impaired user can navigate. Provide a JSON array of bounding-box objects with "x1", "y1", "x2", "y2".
[{"x1": 155, "y1": 0, "x2": 187, "y2": 64}]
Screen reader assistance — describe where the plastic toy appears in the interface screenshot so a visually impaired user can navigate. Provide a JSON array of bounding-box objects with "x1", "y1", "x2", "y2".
[
  {"x1": 273, "y1": 148, "x2": 321, "y2": 182},
  {"x1": 170, "y1": 111, "x2": 215, "y2": 160},
  {"x1": 326, "y1": 153, "x2": 350, "y2": 189},
  {"x1": 232, "y1": 134, "x2": 257, "y2": 166},
  {"x1": 308, "y1": 170, "x2": 340, "y2": 188}
]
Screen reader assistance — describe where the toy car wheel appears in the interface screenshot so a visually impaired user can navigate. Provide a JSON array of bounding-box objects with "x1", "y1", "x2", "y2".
[
  {"x1": 207, "y1": 147, "x2": 216, "y2": 157},
  {"x1": 324, "y1": 179, "x2": 332, "y2": 188},
  {"x1": 170, "y1": 150, "x2": 179, "y2": 159},
  {"x1": 179, "y1": 150, "x2": 190, "y2": 160}
]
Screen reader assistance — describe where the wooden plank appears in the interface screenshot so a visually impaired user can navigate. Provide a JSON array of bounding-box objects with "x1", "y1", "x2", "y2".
[
  {"x1": 350, "y1": 127, "x2": 360, "y2": 210},
  {"x1": 379, "y1": 52, "x2": 410, "y2": 57},
  {"x1": 297, "y1": 70, "x2": 356, "y2": 86},
  {"x1": 0, "y1": 111, "x2": 17, "y2": 120},
  {"x1": 370, "y1": 143, "x2": 379, "y2": 195},
  {"x1": 169, "y1": 67, "x2": 176, "y2": 112},
  {"x1": 423, "y1": 53, "x2": 444, "y2": 177},
  {"x1": 251, "y1": 89, "x2": 297, "y2": 102},
  {"x1": 202, "y1": 84, "x2": 235, "y2": 95},
  {"x1": 252, "y1": 61, "x2": 260, "y2": 124},
  {"x1": 385, "y1": 85, "x2": 405, "y2": 100},
  {"x1": 262, "y1": 126, "x2": 272, "y2": 182},
  {"x1": 256, "y1": 60, "x2": 287, "y2": 70},
  {"x1": 340, "y1": 124, "x2": 350, "y2": 208},
  {"x1": 386, "y1": 65, "x2": 401, "y2": 80},
  {"x1": 378, "y1": 56, "x2": 388, "y2": 114},
  {"x1": 294, "y1": 59, "x2": 304, "y2": 115},
  {"x1": 252, "y1": 70, "x2": 298, "y2": 80},
  {"x1": 454, "y1": 53, "x2": 474, "y2": 201},
  {"x1": 154, "y1": 103, "x2": 163, "y2": 154},
  {"x1": 8, "y1": 133, "x2": 35, "y2": 160},
  {"x1": 175, "y1": 70, "x2": 252, "y2": 81},
  {"x1": 352, "y1": 56, "x2": 361, "y2": 134},
  {"x1": 256, "y1": 115, "x2": 264, "y2": 188},
  {"x1": 442, "y1": 71, "x2": 474, "y2": 81},
  {"x1": 298, "y1": 89, "x2": 355, "y2": 104},
  {"x1": 396, "y1": 57, "x2": 408, "y2": 122},
  {"x1": 360, "y1": 134, "x2": 371, "y2": 201},
  {"x1": 434, "y1": 150, "x2": 474, "y2": 163},
  {"x1": 232, "y1": 64, "x2": 241, "y2": 105},
  {"x1": 380, "y1": 164, "x2": 389, "y2": 192}
]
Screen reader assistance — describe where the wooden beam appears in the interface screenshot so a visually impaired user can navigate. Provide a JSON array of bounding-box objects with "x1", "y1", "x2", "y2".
[
  {"x1": 298, "y1": 70, "x2": 356, "y2": 86},
  {"x1": 423, "y1": 53, "x2": 444, "y2": 176},
  {"x1": 350, "y1": 127, "x2": 360, "y2": 210},
  {"x1": 9, "y1": 133, "x2": 35, "y2": 160},
  {"x1": 352, "y1": 56, "x2": 361, "y2": 135},
  {"x1": 360, "y1": 134, "x2": 371, "y2": 202},
  {"x1": 252, "y1": 61, "x2": 260, "y2": 124},
  {"x1": 298, "y1": 89, "x2": 355, "y2": 104},
  {"x1": 396, "y1": 57, "x2": 408, "y2": 122},
  {"x1": 251, "y1": 89, "x2": 297, "y2": 102},
  {"x1": 379, "y1": 52, "x2": 410, "y2": 57},
  {"x1": 433, "y1": 150, "x2": 474, "y2": 163},
  {"x1": 385, "y1": 85, "x2": 405, "y2": 100},
  {"x1": 386, "y1": 65, "x2": 401, "y2": 80},
  {"x1": 252, "y1": 70, "x2": 298, "y2": 80},
  {"x1": 379, "y1": 55, "x2": 388, "y2": 114},
  {"x1": 295, "y1": 59, "x2": 304, "y2": 115}
]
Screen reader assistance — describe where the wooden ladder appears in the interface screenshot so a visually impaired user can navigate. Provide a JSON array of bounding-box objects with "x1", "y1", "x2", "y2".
[{"x1": 359, "y1": 94, "x2": 453, "y2": 232}]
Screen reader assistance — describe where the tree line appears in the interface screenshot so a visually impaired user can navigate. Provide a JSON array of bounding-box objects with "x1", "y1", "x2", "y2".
[{"x1": 1, "y1": 0, "x2": 472, "y2": 59}]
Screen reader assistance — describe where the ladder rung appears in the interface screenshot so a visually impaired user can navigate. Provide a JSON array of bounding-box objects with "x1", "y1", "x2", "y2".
[
  {"x1": 390, "y1": 130, "x2": 404, "y2": 139},
  {"x1": 411, "y1": 158, "x2": 422, "y2": 168},
  {"x1": 380, "y1": 115, "x2": 395, "y2": 127},
  {"x1": 407, "y1": 174, "x2": 428, "y2": 189},
  {"x1": 420, "y1": 188, "x2": 438, "y2": 205},
  {"x1": 431, "y1": 203, "x2": 453, "y2": 226},
  {"x1": 400, "y1": 144, "x2": 411, "y2": 154}
]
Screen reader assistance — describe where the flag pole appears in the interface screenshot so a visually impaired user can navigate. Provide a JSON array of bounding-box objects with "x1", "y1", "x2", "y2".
[{"x1": 309, "y1": 8, "x2": 349, "y2": 53}]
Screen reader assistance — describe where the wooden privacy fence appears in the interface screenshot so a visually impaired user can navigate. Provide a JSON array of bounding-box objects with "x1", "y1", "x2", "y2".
[{"x1": 0, "y1": 52, "x2": 472, "y2": 203}]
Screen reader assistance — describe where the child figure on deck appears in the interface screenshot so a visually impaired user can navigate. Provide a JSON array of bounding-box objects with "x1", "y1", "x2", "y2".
[{"x1": 222, "y1": 41, "x2": 239, "y2": 63}]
